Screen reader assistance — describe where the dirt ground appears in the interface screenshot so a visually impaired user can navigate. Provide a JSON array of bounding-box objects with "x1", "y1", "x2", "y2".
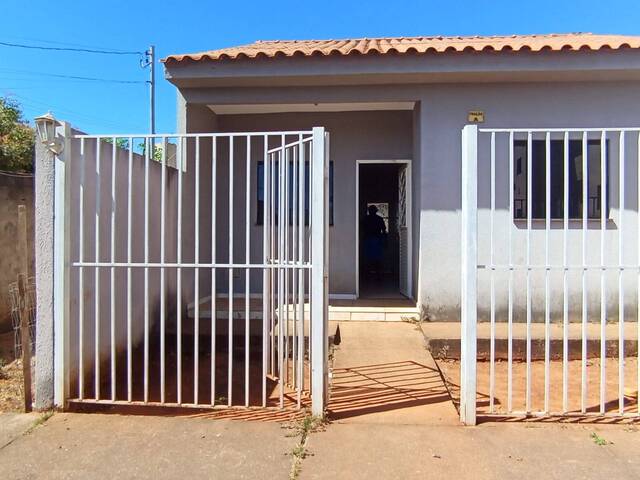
[
  {"x1": 437, "y1": 356, "x2": 640, "y2": 416},
  {"x1": 0, "y1": 358, "x2": 27, "y2": 413},
  {"x1": 0, "y1": 330, "x2": 31, "y2": 413}
]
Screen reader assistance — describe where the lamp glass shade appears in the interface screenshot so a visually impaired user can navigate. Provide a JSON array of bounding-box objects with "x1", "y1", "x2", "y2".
[{"x1": 34, "y1": 112, "x2": 56, "y2": 144}]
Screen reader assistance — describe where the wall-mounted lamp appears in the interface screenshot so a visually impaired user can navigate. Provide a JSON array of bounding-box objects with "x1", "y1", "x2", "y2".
[{"x1": 34, "y1": 112, "x2": 64, "y2": 154}]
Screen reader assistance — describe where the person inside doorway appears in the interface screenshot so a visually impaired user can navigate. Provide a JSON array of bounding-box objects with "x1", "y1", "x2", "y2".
[{"x1": 363, "y1": 204, "x2": 387, "y2": 280}]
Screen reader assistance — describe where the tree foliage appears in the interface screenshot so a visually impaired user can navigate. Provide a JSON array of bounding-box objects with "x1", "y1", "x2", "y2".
[{"x1": 0, "y1": 97, "x2": 35, "y2": 172}]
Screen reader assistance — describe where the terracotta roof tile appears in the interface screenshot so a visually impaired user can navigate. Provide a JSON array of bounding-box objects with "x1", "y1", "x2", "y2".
[{"x1": 162, "y1": 33, "x2": 640, "y2": 63}]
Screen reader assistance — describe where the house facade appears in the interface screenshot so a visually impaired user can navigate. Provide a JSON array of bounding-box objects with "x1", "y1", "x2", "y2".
[
  {"x1": 163, "y1": 34, "x2": 640, "y2": 320},
  {"x1": 33, "y1": 34, "x2": 640, "y2": 423}
]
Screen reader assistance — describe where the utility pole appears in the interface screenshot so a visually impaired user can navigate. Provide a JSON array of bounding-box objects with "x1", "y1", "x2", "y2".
[{"x1": 142, "y1": 45, "x2": 155, "y2": 134}]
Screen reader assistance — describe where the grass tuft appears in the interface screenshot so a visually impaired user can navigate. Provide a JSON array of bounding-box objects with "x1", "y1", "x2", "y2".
[
  {"x1": 591, "y1": 432, "x2": 611, "y2": 446},
  {"x1": 288, "y1": 411, "x2": 326, "y2": 480}
]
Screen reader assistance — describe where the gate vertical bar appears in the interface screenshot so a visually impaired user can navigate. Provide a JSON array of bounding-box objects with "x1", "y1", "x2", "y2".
[
  {"x1": 618, "y1": 131, "x2": 625, "y2": 414},
  {"x1": 284, "y1": 145, "x2": 290, "y2": 387},
  {"x1": 211, "y1": 137, "x2": 217, "y2": 406},
  {"x1": 78, "y1": 138, "x2": 85, "y2": 400},
  {"x1": 460, "y1": 125, "x2": 478, "y2": 425},
  {"x1": 177, "y1": 137, "x2": 183, "y2": 405},
  {"x1": 298, "y1": 136, "x2": 306, "y2": 401},
  {"x1": 507, "y1": 131, "x2": 514, "y2": 413},
  {"x1": 160, "y1": 137, "x2": 167, "y2": 403},
  {"x1": 599, "y1": 131, "x2": 607, "y2": 414},
  {"x1": 544, "y1": 132, "x2": 551, "y2": 414},
  {"x1": 637, "y1": 131, "x2": 640, "y2": 416},
  {"x1": 53, "y1": 121, "x2": 72, "y2": 407},
  {"x1": 126, "y1": 137, "x2": 133, "y2": 402},
  {"x1": 292, "y1": 144, "x2": 298, "y2": 393},
  {"x1": 297, "y1": 135, "x2": 305, "y2": 408},
  {"x1": 269, "y1": 153, "x2": 279, "y2": 376},
  {"x1": 489, "y1": 132, "x2": 495, "y2": 413},
  {"x1": 110, "y1": 139, "x2": 117, "y2": 401},
  {"x1": 245, "y1": 136, "x2": 251, "y2": 407},
  {"x1": 143, "y1": 138, "x2": 150, "y2": 403},
  {"x1": 311, "y1": 127, "x2": 328, "y2": 417},
  {"x1": 94, "y1": 137, "x2": 101, "y2": 400},
  {"x1": 262, "y1": 136, "x2": 269, "y2": 407},
  {"x1": 562, "y1": 131, "x2": 569, "y2": 413},
  {"x1": 278, "y1": 143, "x2": 285, "y2": 408},
  {"x1": 194, "y1": 137, "x2": 200, "y2": 405},
  {"x1": 582, "y1": 131, "x2": 589, "y2": 414},
  {"x1": 228, "y1": 137, "x2": 234, "y2": 407},
  {"x1": 526, "y1": 131, "x2": 532, "y2": 414}
]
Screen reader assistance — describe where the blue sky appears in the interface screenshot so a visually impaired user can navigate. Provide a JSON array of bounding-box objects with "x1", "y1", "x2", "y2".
[{"x1": 2, "y1": 0, "x2": 639, "y2": 134}]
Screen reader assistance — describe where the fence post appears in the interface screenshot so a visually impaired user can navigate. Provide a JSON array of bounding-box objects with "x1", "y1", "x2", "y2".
[
  {"x1": 460, "y1": 124, "x2": 478, "y2": 425},
  {"x1": 311, "y1": 127, "x2": 329, "y2": 417},
  {"x1": 53, "y1": 121, "x2": 72, "y2": 408}
]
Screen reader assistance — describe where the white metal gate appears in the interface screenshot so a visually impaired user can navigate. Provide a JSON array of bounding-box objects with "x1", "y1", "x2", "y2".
[
  {"x1": 461, "y1": 124, "x2": 640, "y2": 425},
  {"x1": 52, "y1": 126, "x2": 329, "y2": 415}
]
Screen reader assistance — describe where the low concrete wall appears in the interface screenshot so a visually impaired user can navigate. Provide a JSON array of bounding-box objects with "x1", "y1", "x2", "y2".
[{"x1": 0, "y1": 172, "x2": 34, "y2": 333}]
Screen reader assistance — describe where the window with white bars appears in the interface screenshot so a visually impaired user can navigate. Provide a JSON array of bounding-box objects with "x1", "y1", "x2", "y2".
[
  {"x1": 513, "y1": 139, "x2": 609, "y2": 220},
  {"x1": 256, "y1": 161, "x2": 334, "y2": 225}
]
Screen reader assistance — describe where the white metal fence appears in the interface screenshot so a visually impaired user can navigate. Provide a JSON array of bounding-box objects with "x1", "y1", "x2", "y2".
[
  {"x1": 461, "y1": 124, "x2": 640, "y2": 425},
  {"x1": 52, "y1": 126, "x2": 329, "y2": 415}
]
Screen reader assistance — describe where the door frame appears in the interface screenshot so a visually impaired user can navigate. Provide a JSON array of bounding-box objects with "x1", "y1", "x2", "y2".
[{"x1": 355, "y1": 159, "x2": 412, "y2": 299}]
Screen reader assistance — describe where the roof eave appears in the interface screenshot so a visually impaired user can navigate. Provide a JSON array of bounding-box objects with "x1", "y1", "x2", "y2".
[{"x1": 164, "y1": 49, "x2": 640, "y2": 89}]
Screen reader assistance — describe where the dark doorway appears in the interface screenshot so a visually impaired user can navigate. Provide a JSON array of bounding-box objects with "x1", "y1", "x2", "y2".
[{"x1": 358, "y1": 163, "x2": 403, "y2": 298}]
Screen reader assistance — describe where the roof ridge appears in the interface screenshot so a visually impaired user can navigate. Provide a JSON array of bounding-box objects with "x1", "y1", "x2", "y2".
[{"x1": 250, "y1": 32, "x2": 597, "y2": 44}]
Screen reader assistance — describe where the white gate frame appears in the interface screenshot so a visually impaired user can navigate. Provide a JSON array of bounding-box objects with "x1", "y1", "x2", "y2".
[
  {"x1": 460, "y1": 125, "x2": 478, "y2": 425},
  {"x1": 311, "y1": 127, "x2": 330, "y2": 416},
  {"x1": 53, "y1": 121, "x2": 72, "y2": 407},
  {"x1": 48, "y1": 124, "x2": 329, "y2": 415}
]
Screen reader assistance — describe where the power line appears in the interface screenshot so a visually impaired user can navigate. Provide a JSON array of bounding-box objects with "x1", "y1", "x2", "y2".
[
  {"x1": 0, "y1": 68, "x2": 145, "y2": 84},
  {"x1": 0, "y1": 77, "x2": 144, "y2": 85},
  {"x1": 1, "y1": 35, "x2": 142, "y2": 53},
  {"x1": 0, "y1": 40, "x2": 144, "y2": 55},
  {"x1": 6, "y1": 92, "x2": 145, "y2": 131}
]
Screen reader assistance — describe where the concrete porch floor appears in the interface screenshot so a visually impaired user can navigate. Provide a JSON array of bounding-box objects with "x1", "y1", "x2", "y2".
[{"x1": 327, "y1": 321, "x2": 459, "y2": 425}]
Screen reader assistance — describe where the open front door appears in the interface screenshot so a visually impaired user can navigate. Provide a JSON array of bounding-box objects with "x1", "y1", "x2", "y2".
[{"x1": 398, "y1": 163, "x2": 411, "y2": 298}]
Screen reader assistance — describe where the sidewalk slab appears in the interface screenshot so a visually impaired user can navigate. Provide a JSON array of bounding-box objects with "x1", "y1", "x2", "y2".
[
  {"x1": 0, "y1": 413, "x2": 38, "y2": 449},
  {"x1": 0, "y1": 413, "x2": 297, "y2": 480},
  {"x1": 301, "y1": 423, "x2": 640, "y2": 480}
]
